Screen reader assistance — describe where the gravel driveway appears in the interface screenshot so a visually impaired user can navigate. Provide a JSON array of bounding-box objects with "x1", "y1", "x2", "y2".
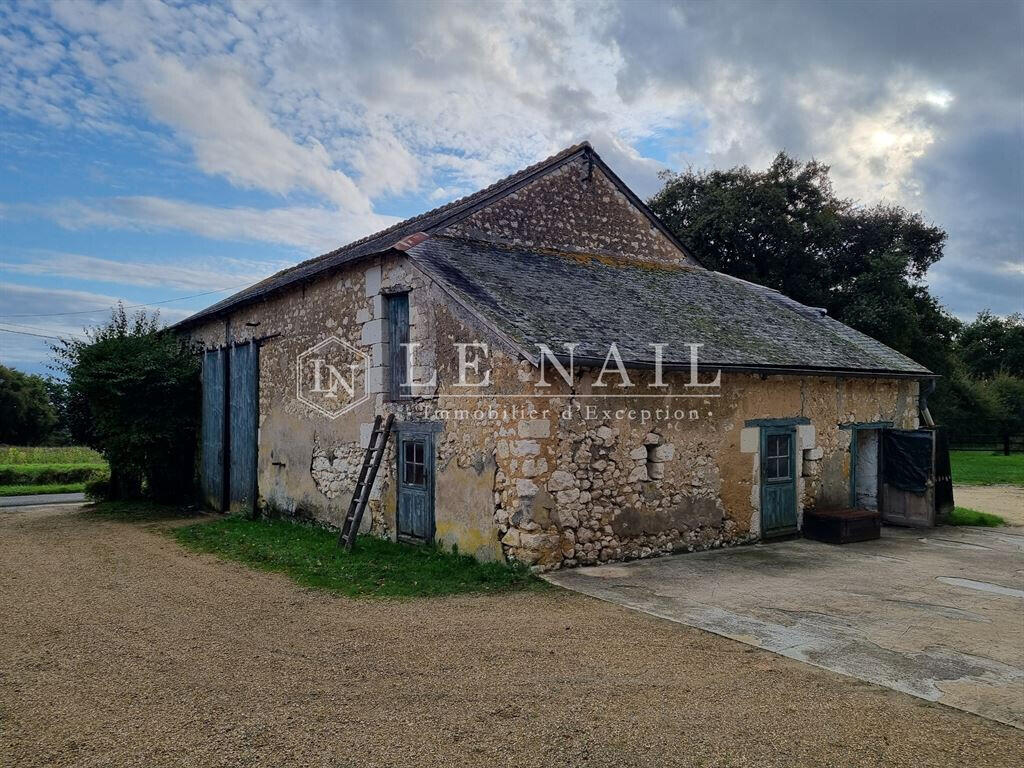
[{"x1": 2, "y1": 503, "x2": 1022, "y2": 768}]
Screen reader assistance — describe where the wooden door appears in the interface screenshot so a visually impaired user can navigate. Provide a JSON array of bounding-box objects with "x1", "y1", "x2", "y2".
[
  {"x1": 228, "y1": 342, "x2": 259, "y2": 514},
  {"x1": 200, "y1": 348, "x2": 226, "y2": 511},
  {"x1": 880, "y1": 429, "x2": 935, "y2": 527},
  {"x1": 761, "y1": 427, "x2": 797, "y2": 537},
  {"x1": 397, "y1": 430, "x2": 434, "y2": 541}
]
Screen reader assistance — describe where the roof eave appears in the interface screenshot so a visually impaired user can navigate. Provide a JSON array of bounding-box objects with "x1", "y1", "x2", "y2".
[{"x1": 557, "y1": 354, "x2": 935, "y2": 380}]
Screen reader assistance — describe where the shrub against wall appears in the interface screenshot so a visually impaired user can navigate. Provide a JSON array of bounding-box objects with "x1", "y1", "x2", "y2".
[{"x1": 52, "y1": 305, "x2": 201, "y2": 501}]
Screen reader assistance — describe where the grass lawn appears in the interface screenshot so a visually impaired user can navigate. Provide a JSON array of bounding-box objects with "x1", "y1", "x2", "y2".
[
  {"x1": 172, "y1": 515, "x2": 542, "y2": 598},
  {"x1": 0, "y1": 482, "x2": 85, "y2": 497},
  {"x1": 947, "y1": 506, "x2": 1006, "y2": 527},
  {"x1": 949, "y1": 451, "x2": 1024, "y2": 486}
]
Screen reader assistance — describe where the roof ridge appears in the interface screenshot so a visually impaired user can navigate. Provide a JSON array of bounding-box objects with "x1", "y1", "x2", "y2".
[
  {"x1": 230, "y1": 142, "x2": 594, "y2": 292},
  {"x1": 429, "y1": 232, "x2": 699, "y2": 270},
  {"x1": 316, "y1": 141, "x2": 591, "y2": 259}
]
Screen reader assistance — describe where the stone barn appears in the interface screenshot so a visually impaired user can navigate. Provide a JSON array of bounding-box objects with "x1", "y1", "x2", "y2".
[{"x1": 178, "y1": 142, "x2": 936, "y2": 569}]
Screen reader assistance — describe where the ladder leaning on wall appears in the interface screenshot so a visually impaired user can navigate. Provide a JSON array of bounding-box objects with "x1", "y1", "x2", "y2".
[{"x1": 337, "y1": 413, "x2": 395, "y2": 551}]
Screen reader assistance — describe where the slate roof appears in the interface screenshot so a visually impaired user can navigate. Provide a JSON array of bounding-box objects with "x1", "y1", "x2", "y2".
[
  {"x1": 177, "y1": 141, "x2": 694, "y2": 328},
  {"x1": 407, "y1": 235, "x2": 932, "y2": 376}
]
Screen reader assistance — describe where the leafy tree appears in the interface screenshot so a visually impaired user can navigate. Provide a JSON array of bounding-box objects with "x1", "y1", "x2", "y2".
[
  {"x1": 986, "y1": 373, "x2": 1024, "y2": 437},
  {"x1": 956, "y1": 311, "x2": 1024, "y2": 379},
  {"x1": 929, "y1": 371, "x2": 1000, "y2": 440},
  {"x1": 0, "y1": 365, "x2": 57, "y2": 444},
  {"x1": 52, "y1": 305, "x2": 201, "y2": 501},
  {"x1": 41, "y1": 376, "x2": 72, "y2": 445},
  {"x1": 649, "y1": 152, "x2": 961, "y2": 375}
]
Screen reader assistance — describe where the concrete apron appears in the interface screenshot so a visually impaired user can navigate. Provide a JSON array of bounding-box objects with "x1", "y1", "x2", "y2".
[{"x1": 546, "y1": 525, "x2": 1024, "y2": 729}]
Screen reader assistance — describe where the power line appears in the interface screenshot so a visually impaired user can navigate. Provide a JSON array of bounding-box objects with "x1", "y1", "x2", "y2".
[
  {"x1": 0, "y1": 321, "x2": 86, "y2": 337},
  {"x1": 0, "y1": 282, "x2": 250, "y2": 318},
  {"x1": 0, "y1": 327, "x2": 63, "y2": 340}
]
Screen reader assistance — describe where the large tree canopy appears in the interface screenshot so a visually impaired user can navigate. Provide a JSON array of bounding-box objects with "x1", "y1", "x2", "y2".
[
  {"x1": 0, "y1": 365, "x2": 57, "y2": 445},
  {"x1": 649, "y1": 152, "x2": 960, "y2": 375},
  {"x1": 956, "y1": 311, "x2": 1024, "y2": 379}
]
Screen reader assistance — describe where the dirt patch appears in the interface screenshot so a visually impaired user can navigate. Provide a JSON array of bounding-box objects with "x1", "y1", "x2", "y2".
[
  {"x1": 2, "y1": 504, "x2": 1022, "y2": 767},
  {"x1": 954, "y1": 484, "x2": 1024, "y2": 525}
]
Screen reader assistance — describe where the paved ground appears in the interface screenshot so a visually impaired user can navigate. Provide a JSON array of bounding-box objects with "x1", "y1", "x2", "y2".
[
  {"x1": 2, "y1": 504, "x2": 1022, "y2": 768},
  {"x1": 548, "y1": 525, "x2": 1024, "y2": 729},
  {"x1": 0, "y1": 492, "x2": 85, "y2": 508},
  {"x1": 955, "y1": 484, "x2": 1024, "y2": 525}
]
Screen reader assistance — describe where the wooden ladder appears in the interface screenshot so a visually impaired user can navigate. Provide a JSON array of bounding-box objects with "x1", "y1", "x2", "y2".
[{"x1": 337, "y1": 413, "x2": 395, "y2": 551}]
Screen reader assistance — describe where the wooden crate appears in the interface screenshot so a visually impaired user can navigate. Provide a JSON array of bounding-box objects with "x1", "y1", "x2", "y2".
[{"x1": 803, "y1": 508, "x2": 881, "y2": 544}]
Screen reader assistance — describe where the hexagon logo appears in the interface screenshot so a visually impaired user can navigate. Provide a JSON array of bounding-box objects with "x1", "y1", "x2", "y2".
[{"x1": 295, "y1": 335, "x2": 370, "y2": 419}]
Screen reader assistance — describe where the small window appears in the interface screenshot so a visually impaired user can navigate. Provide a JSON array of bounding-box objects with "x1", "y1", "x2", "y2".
[
  {"x1": 403, "y1": 438, "x2": 426, "y2": 486},
  {"x1": 387, "y1": 293, "x2": 410, "y2": 400},
  {"x1": 765, "y1": 433, "x2": 791, "y2": 481}
]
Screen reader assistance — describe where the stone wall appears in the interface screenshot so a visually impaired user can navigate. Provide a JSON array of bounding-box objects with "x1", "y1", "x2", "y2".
[
  {"x1": 443, "y1": 154, "x2": 698, "y2": 266},
  {"x1": 491, "y1": 372, "x2": 919, "y2": 568}
]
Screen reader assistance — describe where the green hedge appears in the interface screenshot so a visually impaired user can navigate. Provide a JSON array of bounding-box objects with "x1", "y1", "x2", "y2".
[{"x1": 0, "y1": 463, "x2": 108, "y2": 486}]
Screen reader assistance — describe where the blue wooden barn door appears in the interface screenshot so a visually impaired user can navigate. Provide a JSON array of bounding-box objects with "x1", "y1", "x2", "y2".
[
  {"x1": 228, "y1": 342, "x2": 259, "y2": 514},
  {"x1": 200, "y1": 348, "x2": 226, "y2": 511},
  {"x1": 761, "y1": 427, "x2": 797, "y2": 537},
  {"x1": 397, "y1": 429, "x2": 434, "y2": 541}
]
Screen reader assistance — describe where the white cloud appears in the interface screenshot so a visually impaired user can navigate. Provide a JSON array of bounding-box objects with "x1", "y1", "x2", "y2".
[
  {"x1": 134, "y1": 56, "x2": 373, "y2": 214},
  {"x1": 16, "y1": 197, "x2": 400, "y2": 252},
  {"x1": 3, "y1": 250, "x2": 288, "y2": 292},
  {"x1": 0, "y1": 0, "x2": 1020, "y2": 324},
  {"x1": 0, "y1": 281, "x2": 194, "y2": 323}
]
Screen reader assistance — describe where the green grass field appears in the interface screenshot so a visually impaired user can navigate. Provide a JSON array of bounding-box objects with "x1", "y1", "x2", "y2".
[
  {"x1": 949, "y1": 451, "x2": 1024, "y2": 486},
  {"x1": 947, "y1": 506, "x2": 1006, "y2": 527},
  {"x1": 171, "y1": 514, "x2": 542, "y2": 599},
  {"x1": 0, "y1": 445, "x2": 104, "y2": 465}
]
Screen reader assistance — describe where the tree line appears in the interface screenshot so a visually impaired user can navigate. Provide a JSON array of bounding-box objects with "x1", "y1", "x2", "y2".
[{"x1": 648, "y1": 152, "x2": 1023, "y2": 445}]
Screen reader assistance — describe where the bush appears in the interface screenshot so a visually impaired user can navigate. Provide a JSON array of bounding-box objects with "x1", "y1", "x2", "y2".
[
  {"x1": 52, "y1": 305, "x2": 201, "y2": 502},
  {"x1": 84, "y1": 474, "x2": 111, "y2": 501},
  {"x1": 0, "y1": 463, "x2": 107, "y2": 485}
]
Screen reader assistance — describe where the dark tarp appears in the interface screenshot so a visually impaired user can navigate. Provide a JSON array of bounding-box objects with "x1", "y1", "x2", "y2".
[
  {"x1": 883, "y1": 429, "x2": 933, "y2": 493},
  {"x1": 931, "y1": 426, "x2": 954, "y2": 514}
]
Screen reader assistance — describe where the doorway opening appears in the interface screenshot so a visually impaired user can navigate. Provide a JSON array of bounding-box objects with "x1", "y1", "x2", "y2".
[{"x1": 854, "y1": 428, "x2": 880, "y2": 510}]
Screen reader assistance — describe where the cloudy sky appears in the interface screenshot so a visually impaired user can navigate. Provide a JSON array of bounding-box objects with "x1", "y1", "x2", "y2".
[{"x1": 1, "y1": 0, "x2": 1021, "y2": 374}]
